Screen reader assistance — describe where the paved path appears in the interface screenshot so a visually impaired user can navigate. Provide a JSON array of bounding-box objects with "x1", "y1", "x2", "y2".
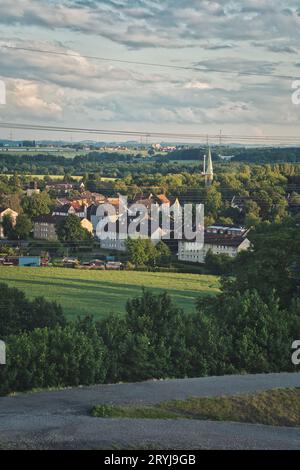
[{"x1": 0, "y1": 372, "x2": 299, "y2": 449}]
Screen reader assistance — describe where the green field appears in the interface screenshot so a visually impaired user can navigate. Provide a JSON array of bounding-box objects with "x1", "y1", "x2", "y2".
[
  {"x1": 1, "y1": 174, "x2": 117, "y2": 182},
  {"x1": 0, "y1": 267, "x2": 219, "y2": 320}
]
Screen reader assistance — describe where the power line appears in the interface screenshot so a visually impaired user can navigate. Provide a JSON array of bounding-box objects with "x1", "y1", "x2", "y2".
[
  {"x1": 2, "y1": 121, "x2": 300, "y2": 144},
  {"x1": 2, "y1": 45, "x2": 299, "y2": 82}
]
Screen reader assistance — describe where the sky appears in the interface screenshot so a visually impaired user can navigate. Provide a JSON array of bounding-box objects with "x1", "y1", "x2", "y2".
[{"x1": 0, "y1": 0, "x2": 300, "y2": 142}]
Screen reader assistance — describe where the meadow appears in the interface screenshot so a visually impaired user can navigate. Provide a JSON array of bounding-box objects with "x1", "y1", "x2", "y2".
[{"x1": 0, "y1": 267, "x2": 219, "y2": 320}]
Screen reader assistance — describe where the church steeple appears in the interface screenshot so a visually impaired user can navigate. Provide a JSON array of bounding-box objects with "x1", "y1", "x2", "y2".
[{"x1": 205, "y1": 146, "x2": 213, "y2": 186}]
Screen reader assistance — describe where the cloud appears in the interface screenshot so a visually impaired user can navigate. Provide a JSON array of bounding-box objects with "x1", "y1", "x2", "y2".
[
  {"x1": 202, "y1": 42, "x2": 234, "y2": 50},
  {"x1": 0, "y1": 2, "x2": 299, "y2": 136},
  {"x1": 3, "y1": 79, "x2": 63, "y2": 121},
  {"x1": 183, "y1": 81, "x2": 212, "y2": 90},
  {"x1": 268, "y1": 45, "x2": 298, "y2": 54},
  {"x1": 0, "y1": 1, "x2": 300, "y2": 50}
]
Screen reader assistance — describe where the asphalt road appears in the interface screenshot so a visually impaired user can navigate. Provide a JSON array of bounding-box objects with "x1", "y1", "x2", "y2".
[{"x1": 0, "y1": 372, "x2": 299, "y2": 450}]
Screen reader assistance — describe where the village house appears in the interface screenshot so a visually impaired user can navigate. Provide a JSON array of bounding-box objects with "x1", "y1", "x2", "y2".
[
  {"x1": 0, "y1": 207, "x2": 18, "y2": 238},
  {"x1": 52, "y1": 202, "x2": 88, "y2": 218},
  {"x1": 178, "y1": 225, "x2": 251, "y2": 264},
  {"x1": 52, "y1": 203, "x2": 77, "y2": 217},
  {"x1": 33, "y1": 215, "x2": 65, "y2": 241},
  {"x1": 26, "y1": 181, "x2": 41, "y2": 197},
  {"x1": 99, "y1": 215, "x2": 167, "y2": 252},
  {"x1": 45, "y1": 182, "x2": 74, "y2": 196},
  {"x1": 33, "y1": 214, "x2": 93, "y2": 241},
  {"x1": 93, "y1": 193, "x2": 183, "y2": 251}
]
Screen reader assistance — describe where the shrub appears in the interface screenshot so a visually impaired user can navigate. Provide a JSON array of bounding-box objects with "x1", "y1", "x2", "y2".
[{"x1": 0, "y1": 322, "x2": 107, "y2": 395}]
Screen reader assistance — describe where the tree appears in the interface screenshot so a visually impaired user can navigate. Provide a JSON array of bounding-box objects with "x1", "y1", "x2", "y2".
[
  {"x1": 56, "y1": 214, "x2": 91, "y2": 244},
  {"x1": 193, "y1": 288, "x2": 300, "y2": 375},
  {"x1": 14, "y1": 214, "x2": 32, "y2": 239},
  {"x1": 204, "y1": 186, "x2": 222, "y2": 218},
  {"x1": 229, "y1": 215, "x2": 300, "y2": 308},
  {"x1": 205, "y1": 249, "x2": 234, "y2": 275},
  {"x1": 218, "y1": 216, "x2": 234, "y2": 226},
  {"x1": 245, "y1": 212, "x2": 261, "y2": 228},
  {"x1": 155, "y1": 241, "x2": 171, "y2": 264},
  {"x1": 22, "y1": 192, "x2": 52, "y2": 218},
  {"x1": 123, "y1": 290, "x2": 187, "y2": 380},
  {"x1": 0, "y1": 323, "x2": 107, "y2": 394},
  {"x1": 1, "y1": 214, "x2": 15, "y2": 239},
  {"x1": 0, "y1": 283, "x2": 65, "y2": 338},
  {"x1": 126, "y1": 238, "x2": 171, "y2": 267},
  {"x1": 126, "y1": 238, "x2": 155, "y2": 266}
]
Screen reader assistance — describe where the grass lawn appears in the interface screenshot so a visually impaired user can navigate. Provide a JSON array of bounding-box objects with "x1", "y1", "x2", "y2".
[
  {"x1": 91, "y1": 388, "x2": 300, "y2": 427},
  {"x1": 0, "y1": 267, "x2": 219, "y2": 320}
]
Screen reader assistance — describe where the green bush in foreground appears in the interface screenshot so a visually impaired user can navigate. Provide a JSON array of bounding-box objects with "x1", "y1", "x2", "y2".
[{"x1": 0, "y1": 322, "x2": 107, "y2": 395}]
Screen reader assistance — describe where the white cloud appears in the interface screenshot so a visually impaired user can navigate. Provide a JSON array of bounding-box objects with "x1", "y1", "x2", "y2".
[{"x1": 184, "y1": 81, "x2": 212, "y2": 90}]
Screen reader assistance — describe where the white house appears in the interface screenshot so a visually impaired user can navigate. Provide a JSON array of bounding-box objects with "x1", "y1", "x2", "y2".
[{"x1": 178, "y1": 225, "x2": 251, "y2": 264}]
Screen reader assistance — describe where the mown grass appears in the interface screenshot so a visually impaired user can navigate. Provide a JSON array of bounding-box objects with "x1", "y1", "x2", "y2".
[
  {"x1": 91, "y1": 388, "x2": 300, "y2": 427},
  {"x1": 0, "y1": 267, "x2": 219, "y2": 320}
]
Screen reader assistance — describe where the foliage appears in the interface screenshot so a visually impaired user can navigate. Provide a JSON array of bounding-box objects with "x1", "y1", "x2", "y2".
[
  {"x1": 56, "y1": 214, "x2": 92, "y2": 245},
  {"x1": 229, "y1": 214, "x2": 300, "y2": 307},
  {"x1": 1, "y1": 214, "x2": 14, "y2": 238},
  {"x1": 205, "y1": 249, "x2": 234, "y2": 275},
  {"x1": 14, "y1": 214, "x2": 33, "y2": 239},
  {"x1": 22, "y1": 192, "x2": 52, "y2": 218},
  {"x1": 0, "y1": 282, "x2": 66, "y2": 338},
  {"x1": 126, "y1": 238, "x2": 171, "y2": 266},
  {"x1": 0, "y1": 322, "x2": 107, "y2": 395}
]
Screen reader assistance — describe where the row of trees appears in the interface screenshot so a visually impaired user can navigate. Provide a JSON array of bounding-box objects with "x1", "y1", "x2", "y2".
[
  {"x1": 1, "y1": 285, "x2": 299, "y2": 395},
  {"x1": 126, "y1": 239, "x2": 171, "y2": 267}
]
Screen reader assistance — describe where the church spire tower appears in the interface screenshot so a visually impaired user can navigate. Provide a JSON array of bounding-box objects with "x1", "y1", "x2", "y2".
[{"x1": 205, "y1": 146, "x2": 214, "y2": 186}]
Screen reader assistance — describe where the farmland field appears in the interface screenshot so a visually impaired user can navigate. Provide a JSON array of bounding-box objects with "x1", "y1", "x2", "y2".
[
  {"x1": 0, "y1": 267, "x2": 219, "y2": 320},
  {"x1": 0, "y1": 174, "x2": 117, "y2": 182}
]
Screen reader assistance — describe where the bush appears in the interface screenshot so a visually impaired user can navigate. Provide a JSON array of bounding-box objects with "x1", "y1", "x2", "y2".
[
  {"x1": 0, "y1": 283, "x2": 66, "y2": 338},
  {"x1": 0, "y1": 322, "x2": 107, "y2": 395}
]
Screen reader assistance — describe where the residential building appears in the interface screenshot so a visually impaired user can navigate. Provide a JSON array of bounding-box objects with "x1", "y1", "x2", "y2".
[
  {"x1": 52, "y1": 203, "x2": 76, "y2": 217},
  {"x1": 33, "y1": 215, "x2": 65, "y2": 241},
  {"x1": 26, "y1": 181, "x2": 40, "y2": 197},
  {"x1": 99, "y1": 213, "x2": 169, "y2": 252},
  {"x1": 33, "y1": 214, "x2": 93, "y2": 240},
  {"x1": 178, "y1": 225, "x2": 250, "y2": 264},
  {"x1": 46, "y1": 182, "x2": 74, "y2": 196},
  {"x1": 80, "y1": 218, "x2": 93, "y2": 234}
]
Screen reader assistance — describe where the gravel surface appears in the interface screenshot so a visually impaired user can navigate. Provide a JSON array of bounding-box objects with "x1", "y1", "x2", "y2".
[{"x1": 0, "y1": 372, "x2": 299, "y2": 450}]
